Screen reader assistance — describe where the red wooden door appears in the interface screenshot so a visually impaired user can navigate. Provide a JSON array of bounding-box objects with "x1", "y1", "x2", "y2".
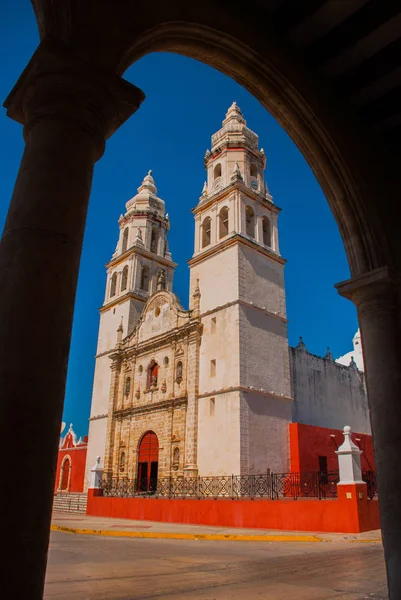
[
  {"x1": 137, "y1": 431, "x2": 159, "y2": 491},
  {"x1": 61, "y1": 458, "x2": 70, "y2": 490}
]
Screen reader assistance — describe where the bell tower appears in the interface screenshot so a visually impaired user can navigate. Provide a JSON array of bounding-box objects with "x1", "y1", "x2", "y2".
[
  {"x1": 189, "y1": 103, "x2": 292, "y2": 475},
  {"x1": 85, "y1": 171, "x2": 176, "y2": 486}
]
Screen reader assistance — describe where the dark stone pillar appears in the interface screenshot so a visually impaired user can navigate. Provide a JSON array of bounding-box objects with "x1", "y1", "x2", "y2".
[
  {"x1": 0, "y1": 38, "x2": 143, "y2": 599},
  {"x1": 337, "y1": 266, "x2": 401, "y2": 600}
]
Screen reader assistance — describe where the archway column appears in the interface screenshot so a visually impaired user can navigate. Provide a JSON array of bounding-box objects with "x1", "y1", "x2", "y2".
[
  {"x1": 0, "y1": 38, "x2": 143, "y2": 599},
  {"x1": 337, "y1": 266, "x2": 401, "y2": 600}
]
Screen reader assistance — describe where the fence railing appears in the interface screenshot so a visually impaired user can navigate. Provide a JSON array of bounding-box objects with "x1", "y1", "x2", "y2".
[{"x1": 101, "y1": 470, "x2": 341, "y2": 501}]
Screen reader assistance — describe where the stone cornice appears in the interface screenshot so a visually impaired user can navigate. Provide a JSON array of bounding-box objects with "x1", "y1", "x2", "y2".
[
  {"x1": 114, "y1": 396, "x2": 188, "y2": 419},
  {"x1": 188, "y1": 233, "x2": 286, "y2": 267},
  {"x1": 199, "y1": 299, "x2": 287, "y2": 323},
  {"x1": 89, "y1": 413, "x2": 108, "y2": 421},
  {"x1": 193, "y1": 179, "x2": 278, "y2": 214},
  {"x1": 112, "y1": 320, "x2": 203, "y2": 361},
  {"x1": 100, "y1": 291, "x2": 147, "y2": 314},
  {"x1": 4, "y1": 37, "x2": 144, "y2": 160},
  {"x1": 336, "y1": 266, "x2": 400, "y2": 301},
  {"x1": 198, "y1": 386, "x2": 293, "y2": 402},
  {"x1": 106, "y1": 246, "x2": 177, "y2": 270}
]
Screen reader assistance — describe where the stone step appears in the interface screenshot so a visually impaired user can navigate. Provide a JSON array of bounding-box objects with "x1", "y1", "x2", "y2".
[{"x1": 53, "y1": 492, "x2": 87, "y2": 514}]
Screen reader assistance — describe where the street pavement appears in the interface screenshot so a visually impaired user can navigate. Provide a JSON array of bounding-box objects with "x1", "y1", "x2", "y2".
[{"x1": 45, "y1": 528, "x2": 387, "y2": 599}]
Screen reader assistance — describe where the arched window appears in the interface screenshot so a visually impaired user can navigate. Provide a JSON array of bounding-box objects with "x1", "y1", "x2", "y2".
[
  {"x1": 219, "y1": 206, "x2": 229, "y2": 239},
  {"x1": 214, "y1": 163, "x2": 222, "y2": 179},
  {"x1": 124, "y1": 377, "x2": 131, "y2": 396},
  {"x1": 60, "y1": 457, "x2": 71, "y2": 491},
  {"x1": 140, "y1": 265, "x2": 149, "y2": 292},
  {"x1": 245, "y1": 206, "x2": 255, "y2": 238},
  {"x1": 150, "y1": 227, "x2": 159, "y2": 254},
  {"x1": 122, "y1": 227, "x2": 129, "y2": 253},
  {"x1": 250, "y1": 163, "x2": 258, "y2": 178},
  {"x1": 202, "y1": 217, "x2": 211, "y2": 248},
  {"x1": 110, "y1": 272, "x2": 117, "y2": 297},
  {"x1": 121, "y1": 265, "x2": 128, "y2": 291},
  {"x1": 262, "y1": 216, "x2": 271, "y2": 247},
  {"x1": 148, "y1": 361, "x2": 159, "y2": 388},
  {"x1": 119, "y1": 451, "x2": 126, "y2": 473},
  {"x1": 176, "y1": 361, "x2": 183, "y2": 382}
]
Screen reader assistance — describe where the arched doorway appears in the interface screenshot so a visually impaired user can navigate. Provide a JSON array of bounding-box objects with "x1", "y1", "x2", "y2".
[
  {"x1": 137, "y1": 431, "x2": 159, "y2": 492},
  {"x1": 60, "y1": 457, "x2": 71, "y2": 491}
]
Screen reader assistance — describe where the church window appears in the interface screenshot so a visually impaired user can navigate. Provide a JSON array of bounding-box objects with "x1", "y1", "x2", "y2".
[
  {"x1": 262, "y1": 216, "x2": 271, "y2": 247},
  {"x1": 210, "y1": 359, "x2": 216, "y2": 377},
  {"x1": 122, "y1": 227, "x2": 129, "y2": 253},
  {"x1": 164, "y1": 356, "x2": 169, "y2": 367},
  {"x1": 121, "y1": 265, "x2": 128, "y2": 291},
  {"x1": 214, "y1": 163, "x2": 222, "y2": 179},
  {"x1": 211, "y1": 317, "x2": 216, "y2": 333},
  {"x1": 245, "y1": 206, "x2": 255, "y2": 238},
  {"x1": 124, "y1": 377, "x2": 131, "y2": 396},
  {"x1": 250, "y1": 163, "x2": 258, "y2": 178},
  {"x1": 110, "y1": 272, "x2": 117, "y2": 297},
  {"x1": 119, "y1": 451, "x2": 126, "y2": 473},
  {"x1": 148, "y1": 361, "x2": 159, "y2": 388},
  {"x1": 150, "y1": 227, "x2": 159, "y2": 254},
  {"x1": 140, "y1": 265, "x2": 150, "y2": 292},
  {"x1": 210, "y1": 397, "x2": 215, "y2": 416},
  {"x1": 202, "y1": 217, "x2": 211, "y2": 248},
  {"x1": 176, "y1": 361, "x2": 183, "y2": 382},
  {"x1": 219, "y1": 206, "x2": 229, "y2": 239}
]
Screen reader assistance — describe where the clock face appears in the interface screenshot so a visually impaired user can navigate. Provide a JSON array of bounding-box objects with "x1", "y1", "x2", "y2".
[{"x1": 251, "y1": 179, "x2": 258, "y2": 189}]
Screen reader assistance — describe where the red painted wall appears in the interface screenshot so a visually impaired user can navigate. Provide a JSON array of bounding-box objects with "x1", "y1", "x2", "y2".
[
  {"x1": 289, "y1": 423, "x2": 375, "y2": 473},
  {"x1": 55, "y1": 447, "x2": 87, "y2": 493},
  {"x1": 87, "y1": 485, "x2": 380, "y2": 533}
]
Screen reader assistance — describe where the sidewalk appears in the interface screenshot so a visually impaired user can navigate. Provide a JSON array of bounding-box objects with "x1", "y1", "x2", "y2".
[{"x1": 51, "y1": 513, "x2": 382, "y2": 543}]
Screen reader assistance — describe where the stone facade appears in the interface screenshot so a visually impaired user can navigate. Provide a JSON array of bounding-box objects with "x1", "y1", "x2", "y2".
[{"x1": 85, "y1": 104, "x2": 370, "y2": 487}]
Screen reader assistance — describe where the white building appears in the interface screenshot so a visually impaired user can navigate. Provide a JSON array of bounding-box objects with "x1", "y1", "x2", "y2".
[{"x1": 85, "y1": 103, "x2": 369, "y2": 489}]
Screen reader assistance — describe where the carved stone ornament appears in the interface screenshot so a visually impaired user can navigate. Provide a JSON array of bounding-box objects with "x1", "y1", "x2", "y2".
[
  {"x1": 135, "y1": 388, "x2": 140, "y2": 399},
  {"x1": 161, "y1": 381, "x2": 167, "y2": 393}
]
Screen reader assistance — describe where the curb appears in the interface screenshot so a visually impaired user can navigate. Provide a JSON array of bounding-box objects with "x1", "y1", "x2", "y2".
[{"x1": 50, "y1": 525, "x2": 322, "y2": 543}]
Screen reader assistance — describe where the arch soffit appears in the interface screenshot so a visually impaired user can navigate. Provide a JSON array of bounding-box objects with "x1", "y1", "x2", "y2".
[
  {"x1": 29, "y1": 9, "x2": 392, "y2": 274},
  {"x1": 118, "y1": 22, "x2": 391, "y2": 276}
]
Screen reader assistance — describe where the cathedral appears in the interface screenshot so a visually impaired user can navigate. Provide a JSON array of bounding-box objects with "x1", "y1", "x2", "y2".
[{"x1": 85, "y1": 103, "x2": 370, "y2": 490}]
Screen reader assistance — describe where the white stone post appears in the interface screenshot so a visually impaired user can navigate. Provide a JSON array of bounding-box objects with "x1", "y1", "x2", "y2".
[
  {"x1": 335, "y1": 426, "x2": 365, "y2": 484},
  {"x1": 89, "y1": 456, "x2": 104, "y2": 489}
]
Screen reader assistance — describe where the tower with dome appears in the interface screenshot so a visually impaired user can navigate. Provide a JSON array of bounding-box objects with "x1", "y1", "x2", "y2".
[{"x1": 84, "y1": 104, "x2": 371, "y2": 490}]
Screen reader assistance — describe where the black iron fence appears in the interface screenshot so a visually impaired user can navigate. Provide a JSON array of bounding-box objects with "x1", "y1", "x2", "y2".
[{"x1": 101, "y1": 470, "x2": 341, "y2": 500}]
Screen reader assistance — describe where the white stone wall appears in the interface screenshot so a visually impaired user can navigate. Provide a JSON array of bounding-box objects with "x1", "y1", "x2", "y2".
[
  {"x1": 240, "y1": 391, "x2": 291, "y2": 474},
  {"x1": 290, "y1": 346, "x2": 370, "y2": 434},
  {"x1": 197, "y1": 391, "x2": 241, "y2": 475}
]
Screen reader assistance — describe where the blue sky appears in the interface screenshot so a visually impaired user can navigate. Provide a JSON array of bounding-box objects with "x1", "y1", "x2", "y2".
[{"x1": 0, "y1": 3, "x2": 358, "y2": 437}]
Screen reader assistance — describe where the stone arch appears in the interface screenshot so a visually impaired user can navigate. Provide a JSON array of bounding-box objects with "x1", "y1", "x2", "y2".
[
  {"x1": 140, "y1": 264, "x2": 150, "y2": 292},
  {"x1": 119, "y1": 21, "x2": 390, "y2": 277},
  {"x1": 121, "y1": 227, "x2": 129, "y2": 253},
  {"x1": 213, "y1": 163, "x2": 222, "y2": 179},
  {"x1": 59, "y1": 455, "x2": 71, "y2": 491},
  {"x1": 262, "y1": 216, "x2": 271, "y2": 247},
  {"x1": 121, "y1": 265, "x2": 128, "y2": 291},
  {"x1": 137, "y1": 430, "x2": 159, "y2": 492},
  {"x1": 110, "y1": 272, "x2": 117, "y2": 297},
  {"x1": 201, "y1": 216, "x2": 211, "y2": 248},
  {"x1": 219, "y1": 206, "x2": 229, "y2": 239},
  {"x1": 245, "y1": 205, "x2": 255, "y2": 238}
]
